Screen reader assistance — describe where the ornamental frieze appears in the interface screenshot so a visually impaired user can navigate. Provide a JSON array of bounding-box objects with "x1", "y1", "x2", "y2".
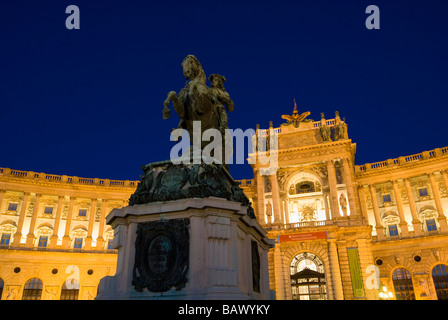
[{"x1": 278, "y1": 146, "x2": 350, "y2": 162}]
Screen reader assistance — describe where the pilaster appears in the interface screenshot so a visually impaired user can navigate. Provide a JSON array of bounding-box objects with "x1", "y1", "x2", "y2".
[
  {"x1": 255, "y1": 170, "x2": 266, "y2": 224},
  {"x1": 26, "y1": 193, "x2": 41, "y2": 246},
  {"x1": 327, "y1": 160, "x2": 340, "y2": 218},
  {"x1": 270, "y1": 173, "x2": 282, "y2": 224},
  {"x1": 84, "y1": 198, "x2": 97, "y2": 250},
  {"x1": 50, "y1": 195, "x2": 64, "y2": 248},
  {"x1": 13, "y1": 192, "x2": 29, "y2": 246},
  {"x1": 368, "y1": 184, "x2": 385, "y2": 240},
  {"x1": 328, "y1": 239, "x2": 344, "y2": 300},
  {"x1": 428, "y1": 172, "x2": 448, "y2": 232},
  {"x1": 404, "y1": 178, "x2": 423, "y2": 236},
  {"x1": 391, "y1": 179, "x2": 410, "y2": 237},
  {"x1": 62, "y1": 196, "x2": 75, "y2": 248}
]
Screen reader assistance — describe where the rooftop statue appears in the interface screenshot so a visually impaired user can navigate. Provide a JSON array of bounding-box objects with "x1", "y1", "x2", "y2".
[{"x1": 281, "y1": 99, "x2": 311, "y2": 128}]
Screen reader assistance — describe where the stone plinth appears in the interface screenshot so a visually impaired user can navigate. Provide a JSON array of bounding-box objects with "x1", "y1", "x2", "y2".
[{"x1": 96, "y1": 197, "x2": 274, "y2": 300}]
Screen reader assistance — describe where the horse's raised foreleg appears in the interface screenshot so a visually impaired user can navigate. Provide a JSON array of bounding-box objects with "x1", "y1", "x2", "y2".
[{"x1": 163, "y1": 91, "x2": 185, "y2": 119}]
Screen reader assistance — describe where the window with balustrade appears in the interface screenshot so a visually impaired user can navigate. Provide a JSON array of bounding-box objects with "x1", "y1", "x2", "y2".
[
  {"x1": 73, "y1": 237, "x2": 83, "y2": 249},
  {"x1": 38, "y1": 236, "x2": 48, "y2": 248},
  {"x1": 1, "y1": 233, "x2": 11, "y2": 245},
  {"x1": 388, "y1": 224, "x2": 399, "y2": 236},
  {"x1": 426, "y1": 219, "x2": 437, "y2": 232}
]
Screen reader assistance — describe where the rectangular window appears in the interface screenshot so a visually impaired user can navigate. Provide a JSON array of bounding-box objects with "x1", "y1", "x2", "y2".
[
  {"x1": 426, "y1": 219, "x2": 437, "y2": 232},
  {"x1": 8, "y1": 203, "x2": 18, "y2": 211},
  {"x1": 38, "y1": 236, "x2": 48, "y2": 248},
  {"x1": 389, "y1": 224, "x2": 399, "y2": 236},
  {"x1": 78, "y1": 209, "x2": 87, "y2": 217},
  {"x1": 382, "y1": 194, "x2": 392, "y2": 203},
  {"x1": 74, "y1": 238, "x2": 83, "y2": 249},
  {"x1": 418, "y1": 188, "x2": 428, "y2": 197},
  {"x1": 107, "y1": 239, "x2": 113, "y2": 250},
  {"x1": 1, "y1": 233, "x2": 11, "y2": 245},
  {"x1": 44, "y1": 206, "x2": 53, "y2": 214}
]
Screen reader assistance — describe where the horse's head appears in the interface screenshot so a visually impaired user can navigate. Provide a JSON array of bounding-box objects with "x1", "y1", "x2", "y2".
[{"x1": 181, "y1": 55, "x2": 206, "y2": 84}]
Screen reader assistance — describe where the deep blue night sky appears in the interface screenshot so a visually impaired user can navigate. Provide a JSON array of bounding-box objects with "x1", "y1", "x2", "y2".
[{"x1": 1, "y1": 0, "x2": 447, "y2": 181}]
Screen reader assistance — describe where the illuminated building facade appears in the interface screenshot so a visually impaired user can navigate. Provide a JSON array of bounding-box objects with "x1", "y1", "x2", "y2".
[{"x1": 1, "y1": 108, "x2": 448, "y2": 300}]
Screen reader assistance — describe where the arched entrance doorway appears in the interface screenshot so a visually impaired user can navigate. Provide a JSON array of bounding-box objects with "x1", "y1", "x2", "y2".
[{"x1": 290, "y1": 252, "x2": 327, "y2": 300}]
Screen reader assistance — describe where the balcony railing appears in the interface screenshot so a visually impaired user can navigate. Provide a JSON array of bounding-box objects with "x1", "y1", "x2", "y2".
[
  {"x1": 264, "y1": 220, "x2": 333, "y2": 231},
  {"x1": 355, "y1": 146, "x2": 448, "y2": 173},
  {"x1": 0, "y1": 167, "x2": 138, "y2": 188}
]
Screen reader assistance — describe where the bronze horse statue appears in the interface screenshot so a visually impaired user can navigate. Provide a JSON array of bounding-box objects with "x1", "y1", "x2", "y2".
[{"x1": 163, "y1": 55, "x2": 234, "y2": 167}]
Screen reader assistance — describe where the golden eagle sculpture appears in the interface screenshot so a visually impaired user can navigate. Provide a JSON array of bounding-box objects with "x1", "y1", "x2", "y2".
[{"x1": 281, "y1": 99, "x2": 311, "y2": 128}]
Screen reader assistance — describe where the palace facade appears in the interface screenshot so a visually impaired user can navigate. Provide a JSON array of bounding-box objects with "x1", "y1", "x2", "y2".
[{"x1": 1, "y1": 108, "x2": 448, "y2": 300}]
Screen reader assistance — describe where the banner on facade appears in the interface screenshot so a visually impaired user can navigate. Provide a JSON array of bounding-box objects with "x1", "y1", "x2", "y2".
[
  {"x1": 278, "y1": 231, "x2": 328, "y2": 243},
  {"x1": 347, "y1": 247, "x2": 365, "y2": 298}
]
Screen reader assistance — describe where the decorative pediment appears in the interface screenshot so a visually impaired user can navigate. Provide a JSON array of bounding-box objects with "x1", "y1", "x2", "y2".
[
  {"x1": 36, "y1": 223, "x2": 54, "y2": 237},
  {"x1": 70, "y1": 226, "x2": 88, "y2": 238},
  {"x1": 418, "y1": 205, "x2": 437, "y2": 219},
  {"x1": 0, "y1": 220, "x2": 17, "y2": 234}
]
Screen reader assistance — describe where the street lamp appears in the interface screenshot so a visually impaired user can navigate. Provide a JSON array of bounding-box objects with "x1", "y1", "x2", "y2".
[{"x1": 379, "y1": 286, "x2": 394, "y2": 300}]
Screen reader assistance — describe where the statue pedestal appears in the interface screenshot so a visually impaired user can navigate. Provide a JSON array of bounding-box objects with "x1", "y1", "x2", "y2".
[{"x1": 96, "y1": 197, "x2": 274, "y2": 300}]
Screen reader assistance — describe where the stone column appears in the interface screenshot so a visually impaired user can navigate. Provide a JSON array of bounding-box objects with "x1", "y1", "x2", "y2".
[
  {"x1": 50, "y1": 195, "x2": 64, "y2": 248},
  {"x1": 13, "y1": 192, "x2": 29, "y2": 246},
  {"x1": 97, "y1": 199, "x2": 107, "y2": 250},
  {"x1": 84, "y1": 198, "x2": 97, "y2": 250},
  {"x1": 327, "y1": 160, "x2": 340, "y2": 217},
  {"x1": 26, "y1": 193, "x2": 41, "y2": 246},
  {"x1": 323, "y1": 191, "x2": 331, "y2": 220},
  {"x1": 357, "y1": 185, "x2": 369, "y2": 221},
  {"x1": 391, "y1": 180, "x2": 410, "y2": 237},
  {"x1": 62, "y1": 196, "x2": 75, "y2": 247},
  {"x1": 328, "y1": 239, "x2": 344, "y2": 300},
  {"x1": 369, "y1": 184, "x2": 385, "y2": 240},
  {"x1": 404, "y1": 178, "x2": 423, "y2": 236},
  {"x1": 255, "y1": 169, "x2": 266, "y2": 224},
  {"x1": 341, "y1": 158, "x2": 359, "y2": 216},
  {"x1": 0, "y1": 189, "x2": 5, "y2": 212},
  {"x1": 270, "y1": 173, "x2": 282, "y2": 224},
  {"x1": 428, "y1": 172, "x2": 448, "y2": 232},
  {"x1": 273, "y1": 245, "x2": 286, "y2": 300},
  {"x1": 441, "y1": 170, "x2": 448, "y2": 196},
  {"x1": 283, "y1": 199, "x2": 290, "y2": 224}
]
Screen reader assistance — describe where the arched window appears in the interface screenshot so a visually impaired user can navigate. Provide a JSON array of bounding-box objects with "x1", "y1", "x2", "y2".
[
  {"x1": 22, "y1": 278, "x2": 43, "y2": 300},
  {"x1": 392, "y1": 268, "x2": 415, "y2": 300},
  {"x1": 290, "y1": 252, "x2": 327, "y2": 300},
  {"x1": 289, "y1": 181, "x2": 321, "y2": 195},
  {"x1": 432, "y1": 264, "x2": 448, "y2": 300},
  {"x1": 60, "y1": 279, "x2": 79, "y2": 300}
]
